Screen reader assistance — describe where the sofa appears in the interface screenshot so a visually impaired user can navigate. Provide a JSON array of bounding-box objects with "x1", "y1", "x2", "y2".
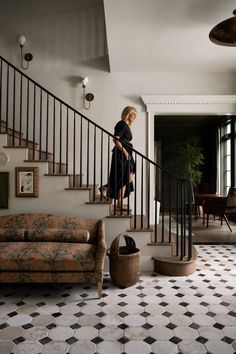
[{"x1": 0, "y1": 213, "x2": 106, "y2": 298}]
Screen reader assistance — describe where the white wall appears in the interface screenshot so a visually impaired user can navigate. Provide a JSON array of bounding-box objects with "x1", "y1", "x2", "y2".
[{"x1": 0, "y1": 0, "x2": 235, "y2": 216}]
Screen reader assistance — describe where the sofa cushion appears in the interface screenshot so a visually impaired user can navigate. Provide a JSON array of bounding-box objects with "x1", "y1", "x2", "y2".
[
  {"x1": 0, "y1": 242, "x2": 96, "y2": 272},
  {"x1": 27, "y1": 228, "x2": 90, "y2": 243},
  {"x1": 0, "y1": 228, "x2": 26, "y2": 241}
]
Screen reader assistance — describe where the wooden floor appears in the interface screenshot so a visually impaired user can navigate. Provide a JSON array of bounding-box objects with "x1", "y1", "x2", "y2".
[{"x1": 192, "y1": 215, "x2": 236, "y2": 244}]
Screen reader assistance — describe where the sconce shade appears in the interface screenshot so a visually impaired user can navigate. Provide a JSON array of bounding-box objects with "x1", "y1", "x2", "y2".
[
  {"x1": 209, "y1": 10, "x2": 236, "y2": 46},
  {"x1": 82, "y1": 77, "x2": 88, "y2": 87},
  {"x1": 24, "y1": 53, "x2": 33, "y2": 62},
  {"x1": 18, "y1": 35, "x2": 26, "y2": 47}
]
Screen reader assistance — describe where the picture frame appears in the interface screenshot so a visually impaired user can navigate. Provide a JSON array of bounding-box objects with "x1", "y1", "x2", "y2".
[
  {"x1": 15, "y1": 167, "x2": 39, "y2": 197},
  {"x1": 0, "y1": 172, "x2": 9, "y2": 208}
]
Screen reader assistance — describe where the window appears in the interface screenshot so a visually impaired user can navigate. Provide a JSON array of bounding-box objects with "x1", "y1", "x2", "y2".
[{"x1": 218, "y1": 117, "x2": 236, "y2": 195}]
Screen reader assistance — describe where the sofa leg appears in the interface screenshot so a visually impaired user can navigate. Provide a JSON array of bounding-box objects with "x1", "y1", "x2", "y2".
[{"x1": 97, "y1": 280, "x2": 103, "y2": 298}]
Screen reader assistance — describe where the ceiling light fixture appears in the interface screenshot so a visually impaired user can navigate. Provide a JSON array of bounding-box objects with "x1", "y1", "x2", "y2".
[{"x1": 209, "y1": 9, "x2": 236, "y2": 46}]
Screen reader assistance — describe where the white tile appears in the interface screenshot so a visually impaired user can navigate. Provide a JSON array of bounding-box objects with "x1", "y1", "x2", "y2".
[
  {"x1": 198, "y1": 326, "x2": 223, "y2": 340},
  {"x1": 70, "y1": 340, "x2": 96, "y2": 354},
  {"x1": 178, "y1": 340, "x2": 207, "y2": 353},
  {"x1": 206, "y1": 340, "x2": 235, "y2": 354},
  {"x1": 42, "y1": 341, "x2": 69, "y2": 354},
  {"x1": 54, "y1": 314, "x2": 78, "y2": 326},
  {"x1": 97, "y1": 340, "x2": 124, "y2": 354},
  {"x1": 78, "y1": 315, "x2": 100, "y2": 327},
  {"x1": 191, "y1": 314, "x2": 216, "y2": 326},
  {"x1": 74, "y1": 326, "x2": 98, "y2": 340},
  {"x1": 148, "y1": 315, "x2": 169, "y2": 326},
  {"x1": 7, "y1": 314, "x2": 32, "y2": 327},
  {"x1": 215, "y1": 314, "x2": 236, "y2": 326},
  {"x1": 100, "y1": 326, "x2": 123, "y2": 340},
  {"x1": 124, "y1": 326, "x2": 148, "y2": 340},
  {"x1": 49, "y1": 326, "x2": 74, "y2": 341},
  {"x1": 23, "y1": 326, "x2": 49, "y2": 341},
  {"x1": 101, "y1": 314, "x2": 123, "y2": 326},
  {"x1": 13, "y1": 340, "x2": 43, "y2": 354},
  {"x1": 174, "y1": 326, "x2": 199, "y2": 341},
  {"x1": 151, "y1": 340, "x2": 179, "y2": 354},
  {"x1": 149, "y1": 326, "x2": 174, "y2": 340},
  {"x1": 0, "y1": 340, "x2": 15, "y2": 354},
  {"x1": 125, "y1": 340, "x2": 151, "y2": 354},
  {"x1": 124, "y1": 314, "x2": 146, "y2": 327}
]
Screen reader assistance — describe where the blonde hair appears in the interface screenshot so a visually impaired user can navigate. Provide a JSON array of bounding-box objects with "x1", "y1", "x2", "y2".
[{"x1": 121, "y1": 106, "x2": 137, "y2": 127}]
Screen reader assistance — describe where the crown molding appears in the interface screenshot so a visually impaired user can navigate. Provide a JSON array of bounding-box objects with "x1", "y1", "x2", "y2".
[{"x1": 141, "y1": 95, "x2": 236, "y2": 114}]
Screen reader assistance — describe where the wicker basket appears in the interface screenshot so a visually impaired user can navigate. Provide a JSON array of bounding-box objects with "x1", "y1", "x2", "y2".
[{"x1": 107, "y1": 234, "x2": 140, "y2": 287}]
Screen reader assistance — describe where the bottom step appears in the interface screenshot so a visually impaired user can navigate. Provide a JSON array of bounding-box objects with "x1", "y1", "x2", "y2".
[{"x1": 153, "y1": 246, "x2": 197, "y2": 276}]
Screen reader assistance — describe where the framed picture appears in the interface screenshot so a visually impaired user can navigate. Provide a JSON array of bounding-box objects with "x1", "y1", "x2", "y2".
[
  {"x1": 0, "y1": 172, "x2": 9, "y2": 208},
  {"x1": 15, "y1": 167, "x2": 39, "y2": 197}
]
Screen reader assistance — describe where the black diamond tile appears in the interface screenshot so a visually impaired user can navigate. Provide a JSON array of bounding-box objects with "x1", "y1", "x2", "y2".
[
  {"x1": 36, "y1": 301, "x2": 46, "y2": 307},
  {"x1": 194, "y1": 293, "x2": 204, "y2": 298},
  {"x1": 46, "y1": 323, "x2": 57, "y2": 329},
  {"x1": 117, "y1": 336, "x2": 130, "y2": 344},
  {"x1": 8, "y1": 311, "x2": 17, "y2": 317},
  {"x1": 16, "y1": 301, "x2": 25, "y2": 306},
  {"x1": 155, "y1": 285, "x2": 163, "y2": 290},
  {"x1": 118, "y1": 302, "x2": 128, "y2": 307},
  {"x1": 39, "y1": 337, "x2": 51, "y2": 345},
  {"x1": 91, "y1": 336, "x2": 104, "y2": 344},
  {"x1": 208, "y1": 285, "x2": 216, "y2": 290},
  {"x1": 118, "y1": 323, "x2": 129, "y2": 330},
  {"x1": 13, "y1": 336, "x2": 25, "y2": 344},
  {"x1": 175, "y1": 293, "x2": 184, "y2": 298},
  {"x1": 0, "y1": 323, "x2": 8, "y2": 330},
  {"x1": 179, "y1": 302, "x2": 189, "y2": 307},
  {"x1": 166, "y1": 323, "x2": 177, "y2": 330},
  {"x1": 228, "y1": 311, "x2": 236, "y2": 317},
  {"x1": 136, "y1": 285, "x2": 144, "y2": 290},
  {"x1": 96, "y1": 312, "x2": 105, "y2": 318},
  {"x1": 184, "y1": 311, "x2": 194, "y2": 317},
  {"x1": 66, "y1": 336, "x2": 78, "y2": 345},
  {"x1": 98, "y1": 302, "x2": 107, "y2": 308},
  {"x1": 137, "y1": 293, "x2": 146, "y2": 298},
  {"x1": 118, "y1": 293, "x2": 127, "y2": 298},
  {"x1": 77, "y1": 301, "x2": 87, "y2": 307},
  {"x1": 0, "y1": 301, "x2": 5, "y2": 305},
  {"x1": 94, "y1": 323, "x2": 105, "y2": 330},
  {"x1": 156, "y1": 293, "x2": 165, "y2": 298},
  {"x1": 221, "y1": 336, "x2": 234, "y2": 344},
  {"x1": 142, "y1": 323, "x2": 153, "y2": 330},
  {"x1": 159, "y1": 302, "x2": 168, "y2": 307},
  {"x1": 213, "y1": 293, "x2": 222, "y2": 298},
  {"x1": 213, "y1": 323, "x2": 225, "y2": 330},
  {"x1": 22, "y1": 323, "x2": 33, "y2": 329},
  {"x1": 74, "y1": 312, "x2": 84, "y2": 318},
  {"x1": 200, "y1": 301, "x2": 209, "y2": 307},
  {"x1": 206, "y1": 311, "x2": 216, "y2": 317},
  {"x1": 56, "y1": 302, "x2": 66, "y2": 307},
  {"x1": 220, "y1": 301, "x2": 230, "y2": 307},
  {"x1": 189, "y1": 323, "x2": 200, "y2": 330},
  {"x1": 30, "y1": 312, "x2": 40, "y2": 318},
  {"x1": 190, "y1": 286, "x2": 198, "y2": 290},
  {"x1": 162, "y1": 311, "x2": 172, "y2": 318},
  {"x1": 70, "y1": 323, "x2": 81, "y2": 329},
  {"x1": 196, "y1": 336, "x2": 208, "y2": 344},
  {"x1": 118, "y1": 311, "x2": 128, "y2": 318},
  {"x1": 83, "y1": 285, "x2": 90, "y2": 290},
  {"x1": 52, "y1": 312, "x2": 61, "y2": 318},
  {"x1": 169, "y1": 336, "x2": 182, "y2": 344},
  {"x1": 144, "y1": 336, "x2": 156, "y2": 344},
  {"x1": 62, "y1": 293, "x2": 70, "y2": 298},
  {"x1": 80, "y1": 293, "x2": 89, "y2": 298},
  {"x1": 140, "y1": 311, "x2": 150, "y2": 317}
]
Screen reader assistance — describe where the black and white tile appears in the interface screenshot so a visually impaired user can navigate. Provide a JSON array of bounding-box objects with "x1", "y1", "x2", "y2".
[{"x1": 0, "y1": 245, "x2": 235, "y2": 354}]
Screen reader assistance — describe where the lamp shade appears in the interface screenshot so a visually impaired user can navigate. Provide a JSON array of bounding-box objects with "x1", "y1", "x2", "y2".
[{"x1": 209, "y1": 10, "x2": 236, "y2": 46}]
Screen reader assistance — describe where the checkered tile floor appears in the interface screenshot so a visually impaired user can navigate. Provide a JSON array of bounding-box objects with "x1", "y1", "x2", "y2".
[{"x1": 0, "y1": 245, "x2": 235, "y2": 354}]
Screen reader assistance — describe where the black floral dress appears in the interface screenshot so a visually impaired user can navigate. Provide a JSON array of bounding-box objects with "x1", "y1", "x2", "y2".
[{"x1": 108, "y1": 120, "x2": 135, "y2": 199}]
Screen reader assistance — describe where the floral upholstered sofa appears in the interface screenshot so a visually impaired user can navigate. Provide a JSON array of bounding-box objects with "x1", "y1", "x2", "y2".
[{"x1": 0, "y1": 213, "x2": 106, "y2": 298}]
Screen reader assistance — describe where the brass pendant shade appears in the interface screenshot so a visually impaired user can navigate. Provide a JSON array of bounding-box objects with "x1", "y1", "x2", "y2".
[{"x1": 209, "y1": 9, "x2": 236, "y2": 46}]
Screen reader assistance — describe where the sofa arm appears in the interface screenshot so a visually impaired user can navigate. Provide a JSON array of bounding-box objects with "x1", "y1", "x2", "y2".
[{"x1": 95, "y1": 219, "x2": 106, "y2": 272}]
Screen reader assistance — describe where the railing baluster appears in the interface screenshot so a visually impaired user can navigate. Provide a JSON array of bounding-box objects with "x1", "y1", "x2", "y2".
[
  {"x1": 19, "y1": 75, "x2": 22, "y2": 146},
  {"x1": 0, "y1": 59, "x2": 2, "y2": 132},
  {"x1": 100, "y1": 131, "x2": 103, "y2": 201},
  {"x1": 80, "y1": 115, "x2": 83, "y2": 187},
  {"x1": 6, "y1": 64, "x2": 9, "y2": 132},
  {"x1": 46, "y1": 93, "x2": 49, "y2": 160},
  {"x1": 52, "y1": 98, "x2": 56, "y2": 173},
  {"x1": 39, "y1": 88, "x2": 42, "y2": 159},
  {"x1": 169, "y1": 175, "x2": 172, "y2": 243},
  {"x1": 12, "y1": 69, "x2": 16, "y2": 146},
  {"x1": 59, "y1": 102, "x2": 62, "y2": 173},
  {"x1": 86, "y1": 121, "x2": 90, "y2": 188},
  {"x1": 134, "y1": 153, "x2": 137, "y2": 229},
  {"x1": 93, "y1": 126, "x2": 97, "y2": 200},
  {"x1": 66, "y1": 107, "x2": 69, "y2": 174},
  {"x1": 141, "y1": 157, "x2": 144, "y2": 229},
  {"x1": 73, "y1": 112, "x2": 76, "y2": 187},
  {"x1": 26, "y1": 79, "x2": 29, "y2": 145},
  {"x1": 147, "y1": 161, "x2": 150, "y2": 230},
  {"x1": 154, "y1": 166, "x2": 158, "y2": 243},
  {"x1": 33, "y1": 84, "x2": 36, "y2": 159}
]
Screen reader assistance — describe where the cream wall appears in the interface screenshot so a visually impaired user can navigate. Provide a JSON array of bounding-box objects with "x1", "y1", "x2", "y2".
[{"x1": 0, "y1": 0, "x2": 235, "y2": 159}]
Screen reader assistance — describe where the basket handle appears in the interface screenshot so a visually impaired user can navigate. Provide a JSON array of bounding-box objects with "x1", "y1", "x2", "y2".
[{"x1": 110, "y1": 233, "x2": 136, "y2": 256}]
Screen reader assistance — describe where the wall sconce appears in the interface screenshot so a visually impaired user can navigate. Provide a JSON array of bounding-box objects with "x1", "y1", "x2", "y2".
[
  {"x1": 18, "y1": 35, "x2": 33, "y2": 70},
  {"x1": 82, "y1": 77, "x2": 94, "y2": 110}
]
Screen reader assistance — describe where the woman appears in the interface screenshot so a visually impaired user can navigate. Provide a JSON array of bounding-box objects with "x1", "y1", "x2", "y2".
[{"x1": 100, "y1": 106, "x2": 137, "y2": 210}]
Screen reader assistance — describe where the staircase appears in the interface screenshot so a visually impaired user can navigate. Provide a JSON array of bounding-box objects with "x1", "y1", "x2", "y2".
[{"x1": 0, "y1": 56, "x2": 196, "y2": 275}]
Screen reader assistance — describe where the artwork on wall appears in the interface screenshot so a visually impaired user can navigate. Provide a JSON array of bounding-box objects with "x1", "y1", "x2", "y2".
[
  {"x1": 0, "y1": 172, "x2": 9, "y2": 208},
  {"x1": 15, "y1": 167, "x2": 39, "y2": 197}
]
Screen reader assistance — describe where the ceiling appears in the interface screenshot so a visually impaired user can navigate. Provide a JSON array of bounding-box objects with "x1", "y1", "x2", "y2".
[{"x1": 103, "y1": 0, "x2": 236, "y2": 73}]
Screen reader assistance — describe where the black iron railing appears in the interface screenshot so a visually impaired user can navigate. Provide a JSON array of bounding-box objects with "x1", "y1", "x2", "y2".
[{"x1": 0, "y1": 55, "x2": 193, "y2": 260}]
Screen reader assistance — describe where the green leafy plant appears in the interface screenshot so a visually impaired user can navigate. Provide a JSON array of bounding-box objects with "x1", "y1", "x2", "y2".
[{"x1": 177, "y1": 137, "x2": 204, "y2": 186}]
